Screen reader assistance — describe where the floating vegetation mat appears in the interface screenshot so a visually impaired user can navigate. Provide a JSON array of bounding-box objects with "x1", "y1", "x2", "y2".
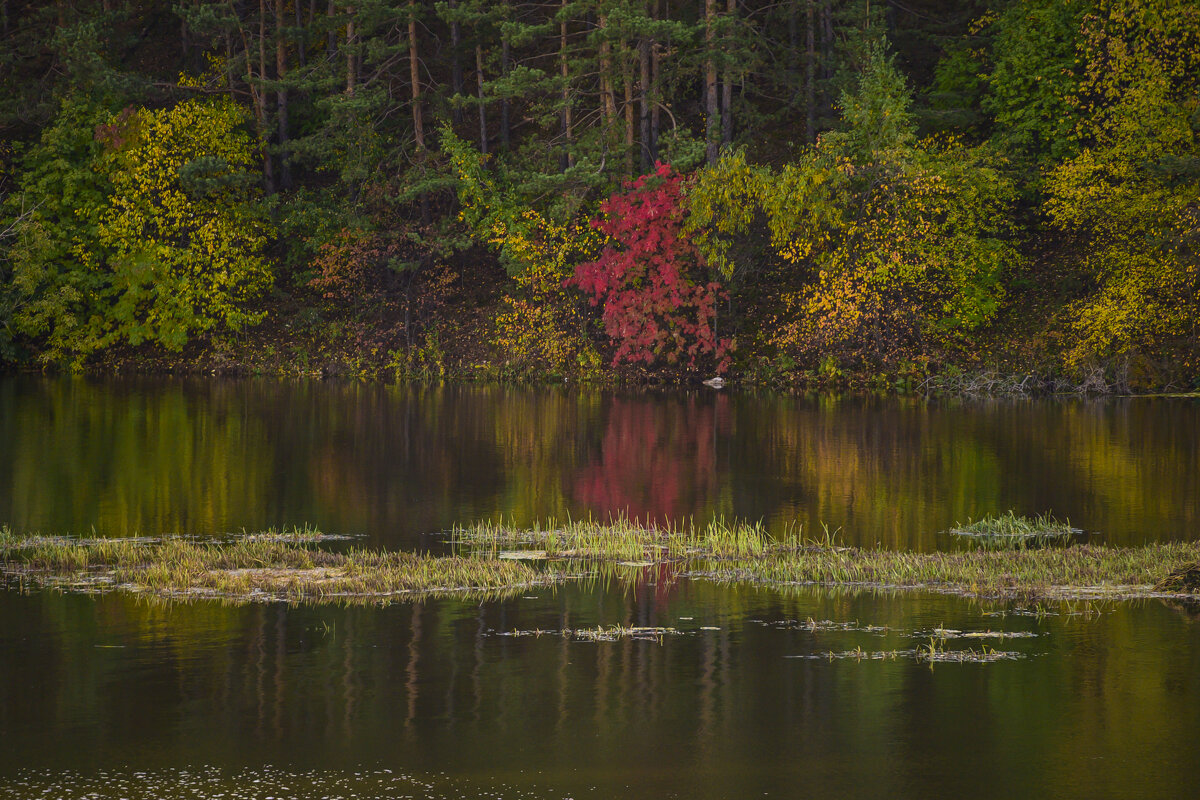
[
  {"x1": 6, "y1": 519, "x2": 1200, "y2": 606},
  {"x1": 498, "y1": 624, "x2": 687, "y2": 642},
  {"x1": 705, "y1": 541, "x2": 1200, "y2": 601},
  {"x1": 785, "y1": 645, "x2": 1022, "y2": 664},
  {"x1": 459, "y1": 517, "x2": 1200, "y2": 601},
  {"x1": 948, "y1": 512, "x2": 1081, "y2": 548},
  {"x1": 922, "y1": 628, "x2": 1038, "y2": 640},
  {"x1": 0, "y1": 527, "x2": 553, "y2": 605}
]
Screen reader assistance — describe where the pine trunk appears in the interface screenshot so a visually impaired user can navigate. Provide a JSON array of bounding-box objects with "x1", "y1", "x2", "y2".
[
  {"x1": 257, "y1": 0, "x2": 275, "y2": 193},
  {"x1": 501, "y1": 0, "x2": 510, "y2": 150},
  {"x1": 705, "y1": 0, "x2": 718, "y2": 165},
  {"x1": 326, "y1": 0, "x2": 336, "y2": 58},
  {"x1": 476, "y1": 43, "x2": 488, "y2": 154},
  {"x1": 560, "y1": 0, "x2": 574, "y2": 169},
  {"x1": 650, "y1": 0, "x2": 662, "y2": 162},
  {"x1": 639, "y1": 32, "x2": 651, "y2": 171},
  {"x1": 624, "y1": 58, "x2": 635, "y2": 176},
  {"x1": 806, "y1": 0, "x2": 815, "y2": 142},
  {"x1": 599, "y1": 15, "x2": 615, "y2": 133},
  {"x1": 721, "y1": 0, "x2": 734, "y2": 147},
  {"x1": 346, "y1": 6, "x2": 356, "y2": 93},
  {"x1": 409, "y1": 2, "x2": 423, "y2": 150},
  {"x1": 450, "y1": 0, "x2": 463, "y2": 125},
  {"x1": 275, "y1": 0, "x2": 291, "y2": 190}
]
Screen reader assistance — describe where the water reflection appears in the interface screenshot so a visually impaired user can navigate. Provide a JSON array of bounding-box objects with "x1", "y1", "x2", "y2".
[
  {"x1": 1, "y1": 377, "x2": 1198, "y2": 548},
  {"x1": 2, "y1": 586, "x2": 1199, "y2": 799}
]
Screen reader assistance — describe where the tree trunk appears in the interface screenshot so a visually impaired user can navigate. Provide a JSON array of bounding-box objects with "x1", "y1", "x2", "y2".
[
  {"x1": 650, "y1": 0, "x2": 662, "y2": 162},
  {"x1": 327, "y1": 0, "x2": 336, "y2": 59},
  {"x1": 296, "y1": 0, "x2": 306, "y2": 68},
  {"x1": 409, "y1": 0, "x2": 428, "y2": 224},
  {"x1": 788, "y1": 0, "x2": 797, "y2": 109},
  {"x1": 257, "y1": 0, "x2": 276, "y2": 193},
  {"x1": 346, "y1": 5, "x2": 356, "y2": 93},
  {"x1": 560, "y1": 0, "x2": 574, "y2": 169},
  {"x1": 705, "y1": 0, "x2": 718, "y2": 165},
  {"x1": 806, "y1": 0, "x2": 815, "y2": 142},
  {"x1": 476, "y1": 43, "x2": 488, "y2": 154},
  {"x1": 721, "y1": 0, "x2": 734, "y2": 147},
  {"x1": 624, "y1": 57, "x2": 635, "y2": 176},
  {"x1": 821, "y1": 0, "x2": 832, "y2": 82},
  {"x1": 450, "y1": 0, "x2": 463, "y2": 124},
  {"x1": 409, "y1": 0, "x2": 424, "y2": 151},
  {"x1": 639, "y1": 32, "x2": 651, "y2": 171},
  {"x1": 275, "y1": 0, "x2": 291, "y2": 190},
  {"x1": 501, "y1": 0, "x2": 510, "y2": 150},
  {"x1": 599, "y1": 15, "x2": 615, "y2": 133}
]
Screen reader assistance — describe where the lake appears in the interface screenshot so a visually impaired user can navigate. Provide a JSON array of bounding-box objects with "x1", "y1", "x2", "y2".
[{"x1": 2, "y1": 377, "x2": 1199, "y2": 799}]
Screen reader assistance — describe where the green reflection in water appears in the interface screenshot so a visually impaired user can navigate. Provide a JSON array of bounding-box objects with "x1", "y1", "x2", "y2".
[{"x1": 1, "y1": 377, "x2": 1198, "y2": 550}]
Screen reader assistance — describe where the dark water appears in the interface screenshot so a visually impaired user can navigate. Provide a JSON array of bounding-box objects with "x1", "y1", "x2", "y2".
[{"x1": 3, "y1": 377, "x2": 1200, "y2": 799}]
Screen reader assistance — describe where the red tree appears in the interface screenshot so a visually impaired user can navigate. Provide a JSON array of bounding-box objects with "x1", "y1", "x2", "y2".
[{"x1": 571, "y1": 163, "x2": 732, "y2": 370}]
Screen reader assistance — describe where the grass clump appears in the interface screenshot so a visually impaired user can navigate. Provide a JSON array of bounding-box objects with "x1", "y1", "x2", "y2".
[
  {"x1": 0, "y1": 526, "x2": 554, "y2": 604},
  {"x1": 949, "y1": 512, "x2": 1079, "y2": 549},
  {"x1": 454, "y1": 516, "x2": 779, "y2": 561}
]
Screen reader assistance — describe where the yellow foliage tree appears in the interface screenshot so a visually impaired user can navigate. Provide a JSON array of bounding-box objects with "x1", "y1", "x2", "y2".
[
  {"x1": 92, "y1": 97, "x2": 272, "y2": 350},
  {"x1": 1045, "y1": 0, "x2": 1200, "y2": 371}
]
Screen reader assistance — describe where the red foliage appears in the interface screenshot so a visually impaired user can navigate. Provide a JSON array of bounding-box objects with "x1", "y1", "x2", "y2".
[{"x1": 571, "y1": 163, "x2": 732, "y2": 370}]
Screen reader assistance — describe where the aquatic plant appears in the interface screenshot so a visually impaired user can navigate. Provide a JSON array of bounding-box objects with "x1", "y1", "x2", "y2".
[{"x1": 949, "y1": 512, "x2": 1079, "y2": 549}]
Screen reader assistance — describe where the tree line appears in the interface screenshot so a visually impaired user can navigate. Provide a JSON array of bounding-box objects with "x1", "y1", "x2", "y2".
[{"x1": 0, "y1": 0, "x2": 1197, "y2": 389}]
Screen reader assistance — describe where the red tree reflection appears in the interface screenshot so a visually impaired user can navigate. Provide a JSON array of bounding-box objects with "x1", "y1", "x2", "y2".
[{"x1": 572, "y1": 395, "x2": 730, "y2": 524}]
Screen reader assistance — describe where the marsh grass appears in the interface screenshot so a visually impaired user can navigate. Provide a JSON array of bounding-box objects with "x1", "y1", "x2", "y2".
[
  {"x1": 454, "y1": 516, "x2": 785, "y2": 561},
  {"x1": 0, "y1": 526, "x2": 553, "y2": 604},
  {"x1": 458, "y1": 517, "x2": 1200, "y2": 600},
  {"x1": 949, "y1": 512, "x2": 1080, "y2": 548},
  {"x1": 707, "y1": 540, "x2": 1200, "y2": 599},
  {"x1": 6, "y1": 519, "x2": 1200, "y2": 605}
]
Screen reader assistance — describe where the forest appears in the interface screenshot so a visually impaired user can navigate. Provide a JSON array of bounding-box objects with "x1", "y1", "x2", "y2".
[{"x1": 0, "y1": 0, "x2": 1196, "y2": 391}]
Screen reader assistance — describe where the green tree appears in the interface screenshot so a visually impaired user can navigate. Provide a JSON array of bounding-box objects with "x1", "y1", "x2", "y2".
[
  {"x1": 1044, "y1": 0, "x2": 1200, "y2": 372},
  {"x1": 983, "y1": 0, "x2": 1092, "y2": 168},
  {"x1": 689, "y1": 43, "x2": 1021, "y2": 368},
  {"x1": 93, "y1": 98, "x2": 273, "y2": 351},
  {"x1": 6, "y1": 97, "x2": 272, "y2": 362}
]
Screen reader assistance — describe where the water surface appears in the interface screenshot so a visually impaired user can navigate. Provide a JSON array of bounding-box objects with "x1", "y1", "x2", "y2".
[
  {"x1": 2, "y1": 377, "x2": 1198, "y2": 548},
  {"x1": 2, "y1": 377, "x2": 1199, "y2": 799}
]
